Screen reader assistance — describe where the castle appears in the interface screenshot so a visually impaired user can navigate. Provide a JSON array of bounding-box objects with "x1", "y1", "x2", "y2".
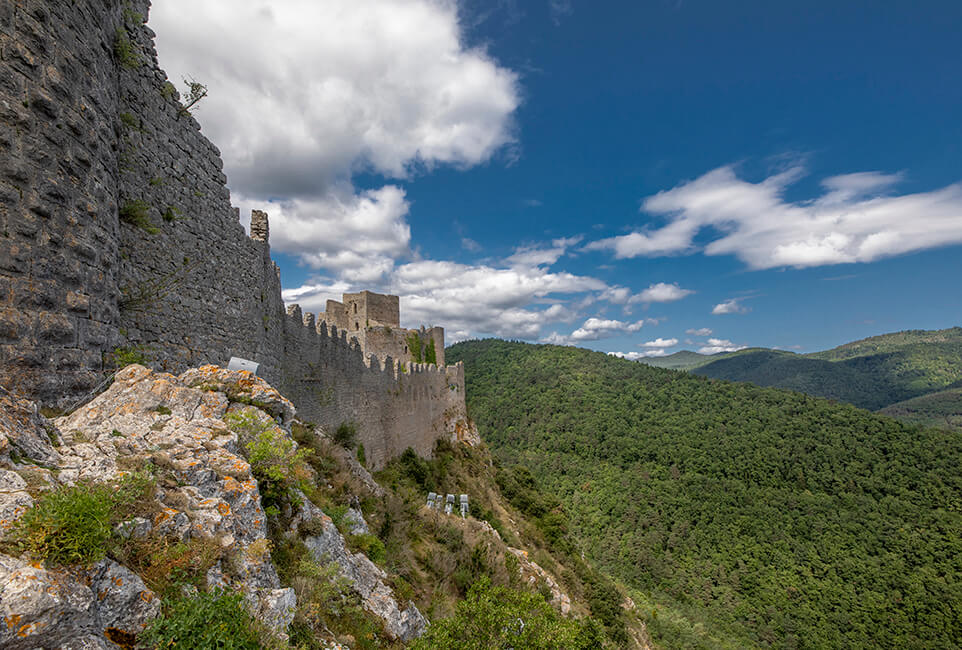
[
  {"x1": 318, "y1": 291, "x2": 446, "y2": 368},
  {"x1": 0, "y1": 0, "x2": 476, "y2": 469}
]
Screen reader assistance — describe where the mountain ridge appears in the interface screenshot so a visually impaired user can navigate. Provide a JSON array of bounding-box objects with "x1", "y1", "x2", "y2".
[{"x1": 640, "y1": 327, "x2": 962, "y2": 420}]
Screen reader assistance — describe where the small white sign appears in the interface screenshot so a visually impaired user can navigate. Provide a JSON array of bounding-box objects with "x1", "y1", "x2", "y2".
[{"x1": 227, "y1": 357, "x2": 260, "y2": 375}]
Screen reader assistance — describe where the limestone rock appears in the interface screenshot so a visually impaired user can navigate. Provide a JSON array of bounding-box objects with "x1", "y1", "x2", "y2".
[
  {"x1": 0, "y1": 469, "x2": 33, "y2": 534},
  {"x1": 344, "y1": 506, "x2": 370, "y2": 536},
  {"x1": 0, "y1": 385, "x2": 60, "y2": 467},
  {"x1": 179, "y1": 365, "x2": 295, "y2": 426},
  {"x1": 299, "y1": 499, "x2": 427, "y2": 641},
  {"x1": 507, "y1": 547, "x2": 572, "y2": 615},
  {"x1": 0, "y1": 555, "x2": 160, "y2": 649}
]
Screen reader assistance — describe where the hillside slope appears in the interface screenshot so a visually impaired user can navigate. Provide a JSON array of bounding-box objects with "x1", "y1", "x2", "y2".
[
  {"x1": 645, "y1": 328, "x2": 962, "y2": 412},
  {"x1": 878, "y1": 386, "x2": 962, "y2": 432},
  {"x1": 1, "y1": 364, "x2": 646, "y2": 649},
  {"x1": 449, "y1": 339, "x2": 962, "y2": 649}
]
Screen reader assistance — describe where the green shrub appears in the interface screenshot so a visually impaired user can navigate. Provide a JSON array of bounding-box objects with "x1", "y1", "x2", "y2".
[
  {"x1": 356, "y1": 443, "x2": 366, "y2": 467},
  {"x1": 119, "y1": 200, "x2": 158, "y2": 234},
  {"x1": 407, "y1": 333, "x2": 423, "y2": 363},
  {"x1": 412, "y1": 576, "x2": 601, "y2": 650},
  {"x1": 139, "y1": 589, "x2": 265, "y2": 649},
  {"x1": 162, "y1": 206, "x2": 182, "y2": 222},
  {"x1": 111, "y1": 344, "x2": 150, "y2": 368},
  {"x1": 224, "y1": 410, "x2": 313, "y2": 510},
  {"x1": 4, "y1": 473, "x2": 154, "y2": 567},
  {"x1": 119, "y1": 111, "x2": 141, "y2": 131},
  {"x1": 113, "y1": 28, "x2": 141, "y2": 68},
  {"x1": 349, "y1": 533, "x2": 385, "y2": 565},
  {"x1": 332, "y1": 421, "x2": 357, "y2": 448},
  {"x1": 160, "y1": 81, "x2": 177, "y2": 100},
  {"x1": 424, "y1": 337, "x2": 437, "y2": 365}
]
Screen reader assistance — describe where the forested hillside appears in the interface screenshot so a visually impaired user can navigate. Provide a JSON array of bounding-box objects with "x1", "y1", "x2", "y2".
[
  {"x1": 449, "y1": 339, "x2": 962, "y2": 649},
  {"x1": 642, "y1": 328, "x2": 962, "y2": 417}
]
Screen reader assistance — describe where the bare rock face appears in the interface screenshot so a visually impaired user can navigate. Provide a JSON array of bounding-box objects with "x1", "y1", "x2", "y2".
[
  {"x1": 179, "y1": 365, "x2": 296, "y2": 426},
  {"x1": 0, "y1": 385, "x2": 60, "y2": 467},
  {"x1": 0, "y1": 364, "x2": 299, "y2": 646},
  {"x1": 0, "y1": 555, "x2": 161, "y2": 649},
  {"x1": 295, "y1": 498, "x2": 428, "y2": 642},
  {"x1": 0, "y1": 469, "x2": 33, "y2": 534}
]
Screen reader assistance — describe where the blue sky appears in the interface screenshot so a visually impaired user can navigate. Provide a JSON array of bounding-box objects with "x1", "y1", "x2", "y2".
[{"x1": 151, "y1": 0, "x2": 962, "y2": 358}]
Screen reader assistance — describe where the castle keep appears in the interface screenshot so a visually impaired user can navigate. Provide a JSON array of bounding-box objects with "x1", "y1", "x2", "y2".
[
  {"x1": 0, "y1": 0, "x2": 475, "y2": 469},
  {"x1": 319, "y1": 291, "x2": 446, "y2": 367}
]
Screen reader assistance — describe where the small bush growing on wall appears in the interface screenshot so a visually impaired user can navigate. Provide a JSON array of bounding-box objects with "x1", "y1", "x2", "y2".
[
  {"x1": 424, "y1": 337, "x2": 437, "y2": 365},
  {"x1": 113, "y1": 27, "x2": 141, "y2": 69},
  {"x1": 162, "y1": 205, "x2": 182, "y2": 222},
  {"x1": 407, "y1": 333, "x2": 423, "y2": 363},
  {"x1": 110, "y1": 344, "x2": 150, "y2": 368},
  {"x1": 333, "y1": 421, "x2": 357, "y2": 449},
  {"x1": 119, "y1": 200, "x2": 158, "y2": 234}
]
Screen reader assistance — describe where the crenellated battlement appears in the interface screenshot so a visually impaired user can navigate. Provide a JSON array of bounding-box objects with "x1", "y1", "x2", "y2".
[{"x1": 0, "y1": 0, "x2": 474, "y2": 469}]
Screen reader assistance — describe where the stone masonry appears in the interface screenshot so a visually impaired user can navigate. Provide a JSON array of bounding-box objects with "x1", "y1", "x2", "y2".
[
  {"x1": 0, "y1": 0, "x2": 475, "y2": 469},
  {"x1": 318, "y1": 291, "x2": 446, "y2": 367}
]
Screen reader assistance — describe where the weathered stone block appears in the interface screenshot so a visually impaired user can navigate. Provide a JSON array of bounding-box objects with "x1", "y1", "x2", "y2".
[
  {"x1": 36, "y1": 311, "x2": 75, "y2": 344},
  {"x1": 65, "y1": 290, "x2": 90, "y2": 314},
  {"x1": 0, "y1": 308, "x2": 29, "y2": 343}
]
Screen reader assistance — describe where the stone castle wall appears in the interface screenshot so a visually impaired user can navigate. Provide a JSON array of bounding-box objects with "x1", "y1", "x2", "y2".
[
  {"x1": 0, "y1": 0, "x2": 472, "y2": 469},
  {"x1": 0, "y1": 0, "x2": 126, "y2": 401}
]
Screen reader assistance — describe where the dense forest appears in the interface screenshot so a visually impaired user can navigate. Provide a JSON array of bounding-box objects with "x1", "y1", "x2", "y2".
[
  {"x1": 642, "y1": 328, "x2": 962, "y2": 425},
  {"x1": 449, "y1": 339, "x2": 962, "y2": 649}
]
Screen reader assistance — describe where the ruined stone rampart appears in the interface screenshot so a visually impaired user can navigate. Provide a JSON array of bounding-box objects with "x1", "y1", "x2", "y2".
[{"x1": 0, "y1": 0, "x2": 473, "y2": 469}]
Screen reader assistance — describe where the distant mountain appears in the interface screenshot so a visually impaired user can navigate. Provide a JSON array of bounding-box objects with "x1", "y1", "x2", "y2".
[
  {"x1": 639, "y1": 349, "x2": 748, "y2": 371},
  {"x1": 878, "y1": 386, "x2": 962, "y2": 432},
  {"x1": 448, "y1": 339, "x2": 962, "y2": 649},
  {"x1": 641, "y1": 327, "x2": 962, "y2": 414}
]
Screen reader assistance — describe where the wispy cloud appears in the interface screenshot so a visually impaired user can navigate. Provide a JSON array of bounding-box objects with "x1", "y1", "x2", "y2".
[
  {"x1": 585, "y1": 164, "x2": 962, "y2": 269},
  {"x1": 461, "y1": 237, "x2": 482, "y2": 252},
  {"x1": 549, "y1": 0, "x2": 573, "y2": 26},
  {"x1": 686, "y1": 327, "x2": 712, "y2": 336}
]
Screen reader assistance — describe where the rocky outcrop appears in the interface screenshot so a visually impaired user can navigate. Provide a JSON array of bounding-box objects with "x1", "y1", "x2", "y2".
[
  {"x1": 0, "y1": 555, "x2": 161, "y2": 649},
  {"x1": 292, "y1": 498, "x2": 428, "y2": 642},
  {"x1": 0, "y1": 363, "x2": 436, "y2": 647},
  {"x1": 1, "y1": 364, "x2": 302, "y2": 647},
  {"x1": 506, "y1": 547, "x2": 573, "y2": 616}
]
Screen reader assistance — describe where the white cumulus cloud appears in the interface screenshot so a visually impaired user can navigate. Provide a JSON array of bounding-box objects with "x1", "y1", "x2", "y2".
[
  {"x1": 639, "y1": 337, "x2": 679, "y2": 349},
  {"x1": 151, "y1": 0, "x2": 520, "y2": 278},
  {"x1": 630, "y1": 282, "x2": 694, "y2": 304},
  {"x1": 712, "y1": 298, "x2": 750, "y2": 315},
  {"x1": 686, "y1": 327, "x2": 713, "y2": 336},
  {"x1": 698, "y1": 338, "x2": 747, "y2": 354},
  {"x1": 585, "y1": 165, "x2": 962, "y2": 269},
  {"x1": 569, "y1": 317, "x2": 647, "y2": 342}
]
